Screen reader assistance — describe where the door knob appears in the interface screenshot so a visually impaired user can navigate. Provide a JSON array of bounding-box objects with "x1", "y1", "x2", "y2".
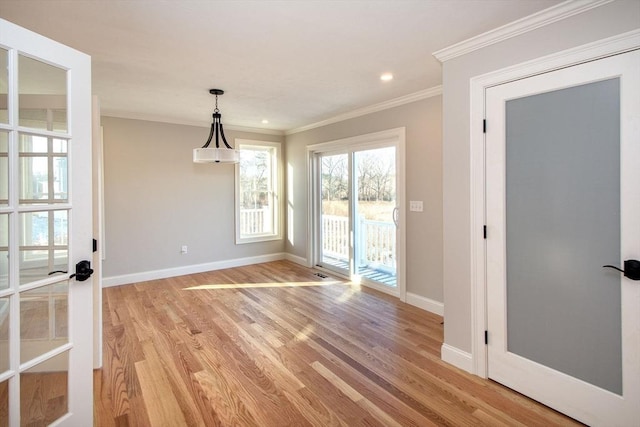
[
  {"x1": 70, "y1": 260, "x2": 94, "y2": 282},
  {"x1": 603, "y1": 260, "x2": 640, "y2": 281}
]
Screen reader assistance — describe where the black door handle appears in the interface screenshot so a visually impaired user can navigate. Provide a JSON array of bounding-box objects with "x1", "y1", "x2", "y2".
[
  {"x1": 70, "y1": 260, "x2": 94, "y2": 282},
  {"x1": 603, "y1": 259, "x2": 640, "y2": 281}
]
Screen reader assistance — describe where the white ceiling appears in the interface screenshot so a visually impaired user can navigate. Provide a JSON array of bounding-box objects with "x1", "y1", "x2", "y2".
[{"x1": 0, "y1": 0, "x2": 562, "y2": 132}]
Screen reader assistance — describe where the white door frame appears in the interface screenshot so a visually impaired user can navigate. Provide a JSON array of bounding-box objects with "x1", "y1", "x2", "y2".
[
  {"x1": 91, "y1": 97, "x2": 103, "y2": 370},
  {"x1": 307, "y1": 128, "x2": 407, "y2": 301},
  {"x1": 469, "y1": 29, "x2": 640, "y2": 378}
]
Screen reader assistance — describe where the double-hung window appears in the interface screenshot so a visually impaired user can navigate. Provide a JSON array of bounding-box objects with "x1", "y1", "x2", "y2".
[{"x1": 235, "y1": 139, "x2": 282, "y2": 243}]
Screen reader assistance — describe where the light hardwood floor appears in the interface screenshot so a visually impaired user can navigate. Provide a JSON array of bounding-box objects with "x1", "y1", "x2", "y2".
[{"x1": 95, "y1": 260, "x2": 581, "y2": 426}]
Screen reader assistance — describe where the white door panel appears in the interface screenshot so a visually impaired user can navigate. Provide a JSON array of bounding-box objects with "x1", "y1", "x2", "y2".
[
  {"x1": 486, "y1": 50, "x2": 640, "y2": 426},
  {"x1": 0, "y1": 18, "x2": 93, "y2": 426}
]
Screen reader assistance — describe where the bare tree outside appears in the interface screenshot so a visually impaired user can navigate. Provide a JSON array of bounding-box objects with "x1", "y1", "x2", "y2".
[
  {"x1": 321, "y1": 154, "x2": 348, "y2": 202},
  {"x1": 240, "y1": 148, "x2": 270, "y2": 209},
  {"x1": 321, "y1": 147, "x2": 396, "y2": 220},
  {"x1": 238, "y1": 145, "x2": 276, "y2": 237},
  {"x1": 356, "y1": 148, "x2": 395, "y2": 204}
]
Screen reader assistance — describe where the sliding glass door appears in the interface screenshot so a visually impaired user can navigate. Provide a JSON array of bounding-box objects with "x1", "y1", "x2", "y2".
[
  {"x1": 314, "y1": 139, "x2": 400, "y2": 291},
  {"x1": 354, "y1": 147, "x2": 396, "y2": 286}
]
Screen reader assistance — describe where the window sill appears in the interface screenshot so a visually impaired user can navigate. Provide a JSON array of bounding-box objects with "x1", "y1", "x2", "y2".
[{"x1": 235, "y1": 234, "x2": 283, "y2": 245}]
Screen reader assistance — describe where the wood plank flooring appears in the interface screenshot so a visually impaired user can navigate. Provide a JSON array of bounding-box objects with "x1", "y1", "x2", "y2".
[{"x1": 95, "y1": 260, "x2": 581, "y2": 426}]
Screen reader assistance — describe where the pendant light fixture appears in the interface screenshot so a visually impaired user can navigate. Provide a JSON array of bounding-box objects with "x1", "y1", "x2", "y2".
[{"x1": 193, "y1": 89, "x2": 240, "y2": 163}]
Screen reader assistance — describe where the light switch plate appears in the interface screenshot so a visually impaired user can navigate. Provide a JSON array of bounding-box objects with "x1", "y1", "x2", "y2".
[{"x1": 409, "y1": 201, "x2": 423, "y2": 212}]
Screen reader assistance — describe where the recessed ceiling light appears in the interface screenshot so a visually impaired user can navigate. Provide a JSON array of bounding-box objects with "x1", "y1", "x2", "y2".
[
  {"x1": 380, "y1": 73, "x2": 393, "y2": 82},
  {"x1": 262, "y1": 119, "x2": 269, "y2": 124}
]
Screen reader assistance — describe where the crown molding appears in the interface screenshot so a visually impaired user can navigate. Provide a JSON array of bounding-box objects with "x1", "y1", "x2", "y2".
[
  {"x1": 223, "y1": 124, "x2": 285, "y2": 136},
  {"x1": 433, "y1": 0, "x2": 614, "y2": 63},
  {"x1": 285, "y1": 85, "x2": 442, "y2": 135},
  {"x1": 101, "y1": 110, "x2": 286, "y2": 136},
  {"x1": 102, "y1": 85, "x2": 443, "y2": 138}
]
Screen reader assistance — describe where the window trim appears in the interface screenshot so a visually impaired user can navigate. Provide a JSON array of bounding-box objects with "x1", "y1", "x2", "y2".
[{"x1": 234, "y1": 139, "x2": 283, "y2": 244}]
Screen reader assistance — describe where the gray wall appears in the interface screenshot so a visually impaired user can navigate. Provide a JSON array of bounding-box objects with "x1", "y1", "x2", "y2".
[
  {"x1": 101, "y1": 117, "x2": 284, "y2": 278},
  {"x1": 286, "y1": 96, "x2": 443, "y2": 302},
  {"x1": 442, "y1": 0, "x2": 640, "y2": 353}
]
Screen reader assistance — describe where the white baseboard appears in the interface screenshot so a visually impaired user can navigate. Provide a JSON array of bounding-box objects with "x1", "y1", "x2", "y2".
[
  {"x1": 284, "y1": 252, "x2": 309, "y2": 267},
  {"x1": 405, "y1": 292, "x2": 444, "y2": 316},
  {"x1": 441, "y1": 343, "x2": 473, "y2": 374},
  {"x1": 102, "y1": 253, "x2": 286, "y2": 287}
]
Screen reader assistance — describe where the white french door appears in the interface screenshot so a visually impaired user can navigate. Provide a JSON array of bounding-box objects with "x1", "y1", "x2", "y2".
[
  {"x1": 486, "y1": 50, "x2": 640, "y2": 426},
  {"x1": 310, "y1": 128, "x2": 405, "y2": 298},
  {"x1": 0, "y1": 19, "x2": 94, "y2": 426}
]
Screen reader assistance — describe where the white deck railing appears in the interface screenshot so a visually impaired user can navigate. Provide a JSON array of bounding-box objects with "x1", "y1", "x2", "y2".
[
  {"x1": 322, "y1": 215, "x2": 396, "y2": 272},
  {"x1": 322, "y1": 215, "x2": 350, "y2": 260},
  {"x1": 240, "y1": 208, "x2": 270, "y2": 235}
]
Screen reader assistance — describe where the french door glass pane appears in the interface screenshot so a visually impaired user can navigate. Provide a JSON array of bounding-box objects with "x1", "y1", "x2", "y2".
[
  {"x1": 0, "y1": 297, "x2": 8, "y2": 373},
  {"x1": 20, "y1": 281, "x2": 68, "y2": 364},
  {"x1": 321, "y1": 153, "x2": 349, "y2": 272},
  {"x1": 20, "y1": 350, "x2": 68, "y2": 425},
  {"x1": 0, "y1": 215, "x2": 7, "y2": 290},
  {"x1": 0, "y1": 380, "x2": 7, "y2": 425},
  {"x1": 19, "y1": 134, "x2": 68, "y2": 204},
  {"x1": 18, "y1": 55, "x2": 67, "y2": 132},
  {"x1": 18, "y1": 134, "x2": 48, "y2": 153},
  {"x1": 0, "y1": 132, "x2": 7, "y2": 206},
  {"x1": 19, "y1": 210, "x2": 68, "y2": 285},
  {"x1": 505, "y1": 78, "x2": 621, "y2": 394},
  {"x1": 354, "y1": 147, "x2": 397, "y2": 286},
  {"x1": 0, "y1": 48, "x2": 6, "y2": 124}
]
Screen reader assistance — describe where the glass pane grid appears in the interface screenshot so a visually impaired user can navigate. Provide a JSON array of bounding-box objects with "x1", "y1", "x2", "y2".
[{"x1": 4, "y1": 35, "x2": 77, "y2": 427}]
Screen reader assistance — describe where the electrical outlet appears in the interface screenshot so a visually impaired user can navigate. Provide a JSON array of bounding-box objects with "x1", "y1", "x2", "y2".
[
  {"x1": 409, "y1": 201, "x2": 423, "y2": 212},
  {"x1": 181, "y1": 245, "x2": 188, "y2": 254}
]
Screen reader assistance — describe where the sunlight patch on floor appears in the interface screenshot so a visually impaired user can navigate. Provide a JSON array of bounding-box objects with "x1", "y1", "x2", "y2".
[
  {"x1": 295, "y1": 324, "x2": 316, "y2": 342},
  {"x1": 336, "y1": 285, "x2": 360, "y2": 303},
  {"x1": 182, "y1": 281, "x2": 346, "y2": 290}
]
